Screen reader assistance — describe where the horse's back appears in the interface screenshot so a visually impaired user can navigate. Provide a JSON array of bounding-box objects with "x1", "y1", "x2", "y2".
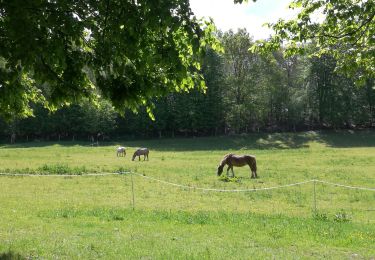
[
  {"x1": 136, "y1": 148, "x2": 149, "y2": 155},
  {"x1": 227, "y1": 154, "x2": 256, "y2": 167}
]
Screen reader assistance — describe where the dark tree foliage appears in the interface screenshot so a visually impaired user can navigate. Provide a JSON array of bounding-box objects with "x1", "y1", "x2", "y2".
[
  {"x1": 248, "y1": 0, "x2": 375, "y2": 82},
  {"x1": 2, "y1": 32, "x2": 374, "y2": 142},
  {"x1": 0, "y1": 0, "x2": 220, "y2": 119}
]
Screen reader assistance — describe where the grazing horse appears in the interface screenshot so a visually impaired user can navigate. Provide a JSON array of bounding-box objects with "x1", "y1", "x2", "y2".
[
  {"x1": 217, "y1": 154, "x2": 258, "y2": 178},
  {"x1": 132, "y1": 148, "x2": 149, "y2": 161},
  {"x1": 117, "y1": 146, "x2": 126, "y2": 157},
  {"x1": 10, "y1": 133, "x2": 16, "y2": 144}
]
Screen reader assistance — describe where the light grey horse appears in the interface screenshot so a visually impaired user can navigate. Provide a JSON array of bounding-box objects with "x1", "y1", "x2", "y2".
[
  {"x1": 116, "y1": 146, "x2": 126, "y2": 157},
  {"x1": 132, "y1": 148, "x2": 149, "y2": 161}
]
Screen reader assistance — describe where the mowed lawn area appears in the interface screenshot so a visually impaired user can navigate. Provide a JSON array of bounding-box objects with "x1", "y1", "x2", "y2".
[{"x1": 0, "y1": 131, "x2": 374, "y2": 259}]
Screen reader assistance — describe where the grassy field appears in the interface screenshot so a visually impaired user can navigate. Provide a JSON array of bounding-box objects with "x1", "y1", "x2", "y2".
[{"x1": 0, "y1": 131, "x2": 374, "y2": 259}]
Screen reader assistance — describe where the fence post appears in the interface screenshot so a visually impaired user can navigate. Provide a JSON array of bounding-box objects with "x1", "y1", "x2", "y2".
[
  {"x1": 313, "y1": 179, "x2": 317, "y2": 214},
  {"x1": 131, "y1": 172, "x2": 135, "y2": 210}
]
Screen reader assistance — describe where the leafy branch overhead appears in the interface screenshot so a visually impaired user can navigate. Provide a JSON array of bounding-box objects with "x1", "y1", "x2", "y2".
[
  {"x1": 0, "y1": 0, "x2": 221, "y2": 119},
  {"x1": 248, "y1": 0, "x2": 375, "y2": 83}
]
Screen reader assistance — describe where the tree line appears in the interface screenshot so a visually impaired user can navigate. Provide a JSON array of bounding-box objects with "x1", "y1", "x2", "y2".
[{"x1": 1, "y1": 29, "x2": 374, "y2": 142}]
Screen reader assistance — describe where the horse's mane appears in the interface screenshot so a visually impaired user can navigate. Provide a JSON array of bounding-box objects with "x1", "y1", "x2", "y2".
[{"x1": 219, "y1": 153, "x2": 233, "y2": 167}]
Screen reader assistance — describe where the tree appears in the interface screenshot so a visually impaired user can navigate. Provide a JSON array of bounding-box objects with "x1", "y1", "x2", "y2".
[
  {"x1": 0, "y1": 0, "x2": 221, "y2": 119},
  {"x1": 220, "y1": 29, "x2": 259, "y2": 133},
  {"x1": 307, "y1": 53, "x2": 372, "y2": 128},
  {"x1": 247, "y1": 0, "x2": 374, "y2": 82}
]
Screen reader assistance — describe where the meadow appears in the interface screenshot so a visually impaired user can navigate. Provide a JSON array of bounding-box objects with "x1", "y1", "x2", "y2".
[{"x1": 0, "y1": 131, "x2": 374, "y2": 259}]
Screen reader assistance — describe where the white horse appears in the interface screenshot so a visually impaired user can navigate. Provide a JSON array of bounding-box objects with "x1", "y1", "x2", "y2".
[{"x1": 117, "y1": 146, "x2": 126, "y2": 157}]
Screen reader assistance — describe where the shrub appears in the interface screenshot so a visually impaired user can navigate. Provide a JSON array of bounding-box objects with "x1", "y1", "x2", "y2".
[{"x1": 313, "y1": 211, "x2": 329, "y2": 221}]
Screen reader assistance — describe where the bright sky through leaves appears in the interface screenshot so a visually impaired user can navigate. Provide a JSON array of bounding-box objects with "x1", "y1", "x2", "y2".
[{"x1": 190, "y1": 0, "x2": 296, "y2": 39}]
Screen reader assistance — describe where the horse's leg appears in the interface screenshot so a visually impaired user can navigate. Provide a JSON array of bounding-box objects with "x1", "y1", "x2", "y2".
[
  {"x1": 249, "y1": 164, "x2": 256, "y2": 178},
  {"x1": 139, "y1": 155, "x2": 141, "y2": 161},
  {"x1": 252, "y1": 163, "x2": 258, "y2": 178},
  {"x1": 231, "y1": 166, "x2": 235, "y2": 177},
  {"x1": 226, "y1": 166, "x2": 230, "y2": 176}
]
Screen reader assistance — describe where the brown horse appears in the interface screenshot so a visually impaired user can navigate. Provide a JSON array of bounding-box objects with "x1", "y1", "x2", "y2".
[
  {"x1": 217, "y1": 154, "x2": 258, "y2": 178},
  {"x1": 132, "y1": 148, "x2": 149, "y2": 161}
]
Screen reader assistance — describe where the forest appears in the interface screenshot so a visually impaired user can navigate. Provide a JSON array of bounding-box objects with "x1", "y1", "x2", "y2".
[{"x1": 1, "y1": 29, "x2": 374, "y2": 141}]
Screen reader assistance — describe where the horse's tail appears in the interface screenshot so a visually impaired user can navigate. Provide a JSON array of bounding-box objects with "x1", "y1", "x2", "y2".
[{"x1": 248, "y1": 156, "x2": 257, "y2": 172}]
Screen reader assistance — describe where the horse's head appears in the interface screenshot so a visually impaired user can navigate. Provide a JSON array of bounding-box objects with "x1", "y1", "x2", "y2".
[
  {"x1": 217, "y1": 165, "x2": 224, "y2": 176},
  {"x1": 132, "y1": 152, "x2": 137, "y2": 161}
]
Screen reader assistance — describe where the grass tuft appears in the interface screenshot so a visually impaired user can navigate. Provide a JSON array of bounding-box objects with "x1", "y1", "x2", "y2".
[{"x1": 218, "y1": 175, "x2": 241, "y2": 183}]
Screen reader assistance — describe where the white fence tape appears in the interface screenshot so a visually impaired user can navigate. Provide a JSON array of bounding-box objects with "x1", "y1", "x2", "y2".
[
  {"x1": 0, "y1": 172, "x2": 124, "y2": 177},
  {"x1": 1, "y1": 171, "x2": 374, "y2": 192},
  {"x1": 314, "y1": 179, "x2": 375, "y2": 191},
  {"x1": 127, "y1": 172, "x2": 375, "y2": 193},
  {"x1": 130, "y1": 172, "x2": 314, "y2": 192}
]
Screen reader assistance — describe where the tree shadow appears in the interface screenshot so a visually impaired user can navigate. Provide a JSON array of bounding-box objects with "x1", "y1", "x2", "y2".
[
  {"x1": 0, "y1": 141, "x2": 117, "y2": 149},
  {"x1": 1, "y1": 130, "x2": 374, "y2": 151},
  {"x1": 317, "y1": 130, "x2": 375, "y2": 148},
  {"x1": 132, "y1": 130, "x2": 375, "y2": 151},
  {"x1": 124, "y1": 132, "x2": 317, "y2": 151},
  {"x1": 0, "y1": 251, "x2": 25, "y2": 260}
]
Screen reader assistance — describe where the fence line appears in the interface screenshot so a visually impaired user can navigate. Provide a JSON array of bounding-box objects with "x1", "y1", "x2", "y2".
[
  {"x1": 0, "y1": 172, "x2": 125, "y2": 177},
  {"x1": 314, "y1": 179, "x2": 375, "y2": 191},
  {"x1": 1, "y1": 171, "x2": 374, "y2": 192},
  {"x1": 129, "y1": 172, "x2": 314, "y2": 192}
]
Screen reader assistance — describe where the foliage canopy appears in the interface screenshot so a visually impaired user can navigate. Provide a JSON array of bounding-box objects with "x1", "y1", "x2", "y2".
[
  {"x1": 245, "y1": 0, "x2": 375, "y2": 82},
  {"x1": 0, "y1": 0, "x2": 220, "y2": 119}
]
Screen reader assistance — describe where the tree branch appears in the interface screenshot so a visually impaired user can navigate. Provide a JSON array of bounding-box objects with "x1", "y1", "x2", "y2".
[
  {"x1": 317, "y1": 12, "x2": 375, "y2": 40},
  {"x1": 40, "y1": 56, "x2": 64, "y2": 84}
]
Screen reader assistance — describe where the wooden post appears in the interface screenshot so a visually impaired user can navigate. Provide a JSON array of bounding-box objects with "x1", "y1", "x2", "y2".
[
  {"x1": 313, "y1": 180, "x2": 317, "y2": 214},
  {"x1": 131, "y1": 173, "x2": 135, "y2": 210}
]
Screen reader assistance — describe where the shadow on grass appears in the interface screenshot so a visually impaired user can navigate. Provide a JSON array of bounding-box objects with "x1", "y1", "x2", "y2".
[
  {"x1": 0, "y1": 141, "x2": 115, "y2": 149},
  {"x1": 1, "y1": 130, "x2": 375, "y2": 151},
  {"x1": 317, "y1": 130, "x2": 375, "y2": 148},
  {"x1": 0, "y1": 251, "x2": 25, "y2": 260},
  {"x1": 127, "y1": 130, "x2": 375, "y2": 151}
]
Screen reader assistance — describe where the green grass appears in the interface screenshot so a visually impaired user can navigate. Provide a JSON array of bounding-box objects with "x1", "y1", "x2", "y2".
[{"x1": 0, "y1": 130, "x2": 374, "y2": 259}]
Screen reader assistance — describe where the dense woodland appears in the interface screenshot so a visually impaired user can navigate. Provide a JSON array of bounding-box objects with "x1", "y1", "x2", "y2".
[{"x1": 1, "y1": 29, "x2": 374, "y2": 141}]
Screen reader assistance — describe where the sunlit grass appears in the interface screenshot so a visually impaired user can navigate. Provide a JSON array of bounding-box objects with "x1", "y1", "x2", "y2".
[{"x1": 0, "y1": 131, "x2": 374, "y2": 258}]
